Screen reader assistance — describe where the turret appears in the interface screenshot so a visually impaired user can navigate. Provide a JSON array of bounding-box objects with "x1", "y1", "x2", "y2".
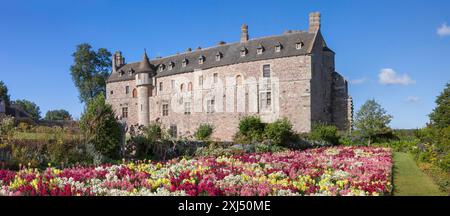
[{"x1": 135, "y1": 50, "x2": 155, "y2": 126}]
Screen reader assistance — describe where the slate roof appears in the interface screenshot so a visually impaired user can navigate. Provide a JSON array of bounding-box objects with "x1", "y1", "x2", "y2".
[{"x1": 107, "y1": 31, "x2": 322, "y2": 83}]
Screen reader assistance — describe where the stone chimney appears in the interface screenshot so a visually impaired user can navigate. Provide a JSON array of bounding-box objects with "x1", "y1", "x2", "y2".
[
  {"x1": 112, "y1": 51, "x2": 125, "y2": 73},
  {"x1": 309, "y1": 12, "x2": 321, "y2": 33},
  {"x1": 240, "y1": 24, "x2": 249, "y2": 43}
]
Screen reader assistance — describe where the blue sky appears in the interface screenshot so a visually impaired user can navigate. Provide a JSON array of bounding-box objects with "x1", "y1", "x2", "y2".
[{"x1": 0, "y1": 0, "x2": 449, "y2": 129}]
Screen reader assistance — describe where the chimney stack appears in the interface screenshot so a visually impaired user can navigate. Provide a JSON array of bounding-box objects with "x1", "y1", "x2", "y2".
[
  {"x1": 240, "y1": 24, "x2": 249, "y2": 43},
  {"x1": 112, "y1": 51, "x2": 125, "y2": 73},
  {"x1": 309, "y1": 12, "x2": 321, "y2": 33}
]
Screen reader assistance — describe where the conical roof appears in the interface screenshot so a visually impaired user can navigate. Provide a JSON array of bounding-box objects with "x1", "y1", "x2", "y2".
[{"x1": 137, "y1": 50, "x2": 154, "y2": 73}]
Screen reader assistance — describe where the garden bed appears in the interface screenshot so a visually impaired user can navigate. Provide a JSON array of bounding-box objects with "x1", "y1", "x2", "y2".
[{"x1": 0, "y1": 146, "x2": 393, "y2": 196}]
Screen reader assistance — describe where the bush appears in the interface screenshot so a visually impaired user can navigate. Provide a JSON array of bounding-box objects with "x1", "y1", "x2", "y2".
[
  {"x1": 264, "y1": 118, "x2": 293, "y2": 146},
  {"x1": 235, "y1": 116, "x2": 266, "y2": 143},
  {"x1": 194, "y1": 124, "x2": 214, "y2": 141},
  {"x1": 79, "y1": 94, "x2": 122, "y2": 160},
  {"x1": 0, "y1": 117, "x2": 15, "y2": 140},
  {"x1": 239, "y1": 116, "x2": 265, "y2": 140},
  {"x1": 309, "y1": 123, "x2": 339, "y2": 145}
]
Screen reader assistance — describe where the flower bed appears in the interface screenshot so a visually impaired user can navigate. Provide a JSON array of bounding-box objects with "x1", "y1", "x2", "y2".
[{"x1": 0, "y1": 146, "x2": 393, "y2": 196}]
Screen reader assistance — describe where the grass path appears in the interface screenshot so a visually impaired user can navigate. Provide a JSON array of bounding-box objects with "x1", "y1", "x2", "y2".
[{"x1": 393, "y1": 152, "x2": 446, "y2": 196}]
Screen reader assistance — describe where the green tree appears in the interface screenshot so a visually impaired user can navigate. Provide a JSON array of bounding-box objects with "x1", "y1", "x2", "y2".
[
  {"x1": 0, "y1": 80, "x2": 11, "y2": 106},
  {"x1": 429, "y1": 82, "x2": 450, "y2": 129},
  {"x1": 354, "y1": 99, "x2": 392, "y2": 146},
  {"x1": 79, "y1": 94, "x2": 121, "y2": 159},
  {"x1": 12, "y1": 99, "x2": 41, "y2": 120},
  {"x1": 70, "y1": 43, "x2": 112, "y2": 104},
  {"x1": 44, "y1": 109, "x2": 73, "y2": 121}
]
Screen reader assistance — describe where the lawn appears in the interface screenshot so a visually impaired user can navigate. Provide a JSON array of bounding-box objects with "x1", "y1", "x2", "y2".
[{"x1": 393, "y1": 152, "x2": 446, "y2": 196}]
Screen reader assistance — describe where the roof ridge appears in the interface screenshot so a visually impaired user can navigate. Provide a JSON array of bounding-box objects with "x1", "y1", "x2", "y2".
[{"x1": 144, "y1": 31, "x2": 311, "y2": 62}]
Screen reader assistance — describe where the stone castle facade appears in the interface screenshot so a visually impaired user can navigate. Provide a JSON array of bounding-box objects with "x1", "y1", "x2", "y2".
[{"x1": 106, "y1": 12, "x2": 353, "y2": 141}]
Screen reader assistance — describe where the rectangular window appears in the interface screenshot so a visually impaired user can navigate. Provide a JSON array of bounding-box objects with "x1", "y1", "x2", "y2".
[
  {"x1": 213, "y1": 73, "x2": 218, "y2": 83},
  {"x1": 171, "y1": 80, "x2": 175, "y2": 90},
  {"x1": 169, "y1": 125, "x2": 177, "y2": 137},
  {"x1": 199, "y1": 76, "x2": 203, "y2": 86},
  {"x1": 259, "y1": 91, "x2": 271, "y2": 110},
  {"x1": 263, "y1": 64, "x2": 271, "y2": 78},
  {"x1": 122, "y1": 107, "x2": 128, "y2": 118},
  {"x1": 206, "y1": 99, "x2": 215, "y2": 113},
  {"x1": 162, "y1": 104, "x2": 169, "y2": 116},
  {"x1": 159, "y1": 82, "x2": 163, "y2": 91},
  {"x1": 125, "y1": 86, "x2": 130, "y2": 94},
  {"x1": 184, "y1": 102, "x2": 191, "y2": 115}
]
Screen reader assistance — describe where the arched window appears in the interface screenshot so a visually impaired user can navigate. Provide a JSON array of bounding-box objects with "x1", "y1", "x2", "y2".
[
  {"x1": 236, "y1": 75, "x2": 242, "y2": 85},
  {"x1": 132, "y1": 88, "x2": 137, "y2": 98},
  {"x1": 180, "y1": 83, "x2": 185, "y2": 92},
  {"x1": 188, "y1": 82, "x2": 193, "y2": 91}
]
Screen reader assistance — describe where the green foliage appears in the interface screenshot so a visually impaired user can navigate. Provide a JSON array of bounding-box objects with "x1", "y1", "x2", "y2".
[
  {"x1": 195, "y1": 142, "x2": 246, "y2": 157},
  {"x1": 0, "y1": 80, "x2": 10, "y2": 106},
  {"x1": 0, "y1": 117, "x2": 15, "y2": 138},
  {"x1": 44, "y1": 109, "x2": 72, "y2": 121},
  {"x1": 354, "y1": 99, "x2": 393, "y2": 145},
  {"x1": 79, "y1": 94, "x2": 121, "y2": 159},
  {"x1": 70, "y1": 43, "x2": 111, "y2": 104},
  {"x1": 429, "y1": 82, "x2": 450, "y2": 129},
  {"x1": 144, "y1": 123, "x2": 162, "y2": 143},
  {"x1": 12, "y1": 99, "x2": 41, "y2": 121},
  {"x1": 236, "y1": 116, "x2": 266, "y2": 143},
  {"x1": 194, "y1": 124, "x2": 214, "y2": 141},
  {"x1": 264, "y1": 118, "x2": 294, "y2": 146},
  {"x1": 309, "y1": 123, "x2": 339, "y2": 145}
]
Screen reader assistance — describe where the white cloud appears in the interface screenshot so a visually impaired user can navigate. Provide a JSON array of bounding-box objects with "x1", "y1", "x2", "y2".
[
  {"x1": 405, "y1": 96, "x2": 420, "y2": 103},
  {"x1": 349, "y1": 78, "x2": 367, "y2": 85},
  {"x1": 437, "y1": 23, "x2": 450, "y2": 37},
  {"x1": 378, "y1": 68, "x2": 415, "y2": 85}
]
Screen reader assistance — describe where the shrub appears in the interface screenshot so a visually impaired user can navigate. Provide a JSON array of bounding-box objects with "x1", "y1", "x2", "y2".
[
  {"x1": 237, "y1": 116, "x2": 265, "y2": 143},
  {"x1": 194, "y1": 124, "x2": 213, "y2": 141},
  {"x1": 309, "y1": 123, "x2": 339, "y2": 145},
  {"x1": 79, "y1": 94, "x2": 122, "y2": 160},
  {"x1": 143, "y1": 123, "x2": 162, "y2": 142},
  {"x1": 264, "y1": 118, "x2": 293, "y2": 146},
  {"x1": 17, "y1": 122, "x2": 30, "y2": 132},
  {"x1": 0, "y1": 117, "x2": 15, "y2": 140}
]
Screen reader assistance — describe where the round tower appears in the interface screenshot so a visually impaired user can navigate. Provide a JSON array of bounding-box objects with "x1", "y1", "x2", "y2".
[{"x1": 135, "y1": 50, "x2": 155, "y2": 126}]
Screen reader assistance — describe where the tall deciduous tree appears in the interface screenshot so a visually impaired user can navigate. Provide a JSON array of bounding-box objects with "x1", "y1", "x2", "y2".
[
  {"x1": 429, "y1": 82, "x2": 450, "y2": 129},
  {"x1": 70, "y1": 43, "x2": 111, "y2": 104},
  {"x1": 44, "y1": 109, "x2": 72, "y2": 121},
  {"x1": 0, "y1": 80, "x2": 10, "y2": 106},
  {"x1": 354, "y1": 99, "x2": 392, "y2": 146},
  {"x1": 12, "y1": 99, "x2": 41, "y2": 121}
]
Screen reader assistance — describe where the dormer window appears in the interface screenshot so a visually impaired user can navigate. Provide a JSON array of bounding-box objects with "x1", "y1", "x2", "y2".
[
  {"x1": 215, "y1": 52, "x2": 222, "y2": 61},
  {"x1": 275, "y1": 42, "x2": 282, "y2": 52},
  {"x1": 182, "y1": 59, "x2": 188, "y2": 67},
  {"x1": 168, "y1": 62, "x2": 174, "y2": 70},
  {"x1": 119, "y1": 71, "x2": 124, "y2": 77},
  {"x1": 296, "y1": 41, "x2": 304, "y2": 50},
  {"x1": 240, "y1": 47, "x2": 247, "y2": 57},
  {"x1": 198, "y1": 55, "x2": 205, "y2": 64},
  {"x1": 128, "y1": 69, "x2": 133, "y2": 76},
  {"x1": 159, "y1": 64, "x2": 165, "y2": 72},
  {"x1": 257, "y1": 44, "x2": 264, "y2": 55}
]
